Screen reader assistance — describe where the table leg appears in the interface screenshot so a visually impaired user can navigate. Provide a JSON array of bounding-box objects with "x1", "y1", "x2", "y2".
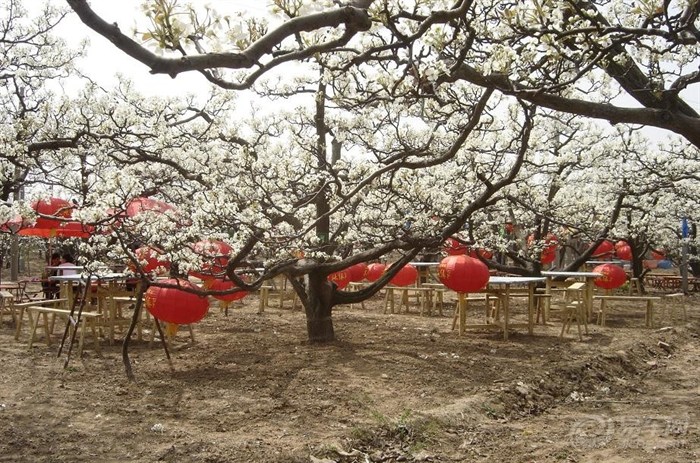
[
  {"x1": 503, "y1": 285, "x2": 510, "y2": 341},
  {"x1": 585, "y1": 280, "x2": 595, "y2": 321},
  {"x1": 544, "y1": 277, "x2": 552, "y2": 322},
  {"x1": 527, "y1": 283, "x2": 534, "y2": 335},
  {"x1": 459, "y1": 293, "x2": 466, "y2": 335}
]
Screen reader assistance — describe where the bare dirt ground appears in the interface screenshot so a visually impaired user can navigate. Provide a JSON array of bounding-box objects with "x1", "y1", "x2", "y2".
[{"x1": 1, "y1": 290, "x2": 699, "y2": 463}]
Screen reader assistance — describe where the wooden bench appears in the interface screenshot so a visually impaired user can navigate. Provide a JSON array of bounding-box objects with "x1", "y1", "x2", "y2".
[
  {"x1": 593, "y1": 295, "x2": 662, "y2": 328},
  {"x1": 12, "y1": 298, "x2": 68, "y2": 340},
  {"x1": 383, "y1": 286, "x2": 434, "y2": 316},
  {"x1": 24, "y1": 306, "x2": 102, "y2": 355},
  {"x1": 450, "y1": 294, "x2": 501, "y2": 331},
  {"x1": 661, "y1": 293, "x2": 686, "y2": 324}
]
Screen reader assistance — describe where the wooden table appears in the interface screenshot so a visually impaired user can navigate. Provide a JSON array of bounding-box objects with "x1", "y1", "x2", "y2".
[
  {"x1": 409, "y1": 262, "x2": 440, "y2": 285},
  {"x1": 454, "y1": 276, "x2": 545, "y2": 340},
  {"x1": 0, "y1": 281, "x2": 28, "y2": 302}
]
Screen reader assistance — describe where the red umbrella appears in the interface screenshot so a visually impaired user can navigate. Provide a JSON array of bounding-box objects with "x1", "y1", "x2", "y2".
[
  {"x1": 126, "y1": 197, "x2": 175, "y2": 217},
  {"x1": 0, "y1": 215, "x2": 22, "y2": 234},
  {"x1": 102, "y1": 197, "x2": 177, "y2": 235},
  {"x1": 16, "y1": 198, "x2": 92, "y2": 239}
]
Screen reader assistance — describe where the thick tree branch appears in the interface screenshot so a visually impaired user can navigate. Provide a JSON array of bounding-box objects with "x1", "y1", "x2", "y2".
[
  {"x1": 447, "y1": 65, "x2": 700, "y2": 149},
  {"x1": 66, "y1": 0, "x2": 372, "y2": 79}
]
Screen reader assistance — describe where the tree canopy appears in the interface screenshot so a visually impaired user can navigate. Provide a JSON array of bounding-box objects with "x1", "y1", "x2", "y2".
[{"x1": 1, "y1": 0, "x2": 698, "y2": 350}]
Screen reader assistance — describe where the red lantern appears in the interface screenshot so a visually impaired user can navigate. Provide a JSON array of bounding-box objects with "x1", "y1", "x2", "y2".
[
  {"x1": 438, "y1": 255, "x2": 490, "y2": 293},
  {"x1": 347, "y1": 262, "x2": 368, "y2": 282},
  {"x1": 328, "y1": 269, "x2": 350, "y2": 289},
  {"x1": 527, "y1": 233, "x2": 558, "y2": 264},
  {"x1": 651, "y1": 249, "x2": 665, "y2": 260},
  {"x1": 443, "y1": 237, "x2": 467, "y2": 255},
  {"x1": 365, "y1": 263, "x2": 386, "y2": 282},
  {"x1": 592, "y1": 240, "x2": 614, "y2": 258},
  {"x1": 145, "y1": 278, "x2": 210, "y2": 325},
  {"x1": 389, "y1": 264, "x2": 418, "y2": 287},
  {"x1": 133, "y1": 246, "x2": 170, "y2": 273},
  {"x1": 616, "y1": 244, "x2": 632, "y2": 261},
  {"x1": 540, "y1": 248, "x2": 556, "y2": 264},
  {"x1": 203, "y1": 278, "x2": 248, "y2": 302},
  {"x1": 504, "y1": 221, "x2": 515, "y2": 234},
  {"x1": 468, "y1": 248, "x2": 493, "y2": 260},
  {"x1": 189, "y1": 239, "x2": 233, "y2": 279},
  {"x1": 593, "y1": 264, "x2": 627, "y2": 289}
]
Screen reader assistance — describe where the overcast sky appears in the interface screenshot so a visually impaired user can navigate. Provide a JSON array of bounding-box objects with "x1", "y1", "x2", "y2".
[
  {"x1": 50, "y1": 1, "x2": 698, "y2": 144},
  {"x1": 54, "y1": 1, "x2": 272, "y2": 96}
]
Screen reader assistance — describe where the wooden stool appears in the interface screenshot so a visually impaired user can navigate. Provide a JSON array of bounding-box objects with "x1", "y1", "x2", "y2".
[
  {"x1": 560, "y1": 282, "x2": 587, "y2": 340},
  {"x1": 0, "y1": 290, "x2": 16, "y2": 324}
]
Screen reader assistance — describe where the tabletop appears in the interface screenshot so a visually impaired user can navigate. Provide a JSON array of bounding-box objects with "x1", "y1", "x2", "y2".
[
  {"x1": 488, "y1": 276, "x2": 545, "y2": 285},
  {"x1": 49, "y1": 272, "x2": 128, "y2": 283},
  {"x1": 542, "y1": 271, "x2": 602, "y2": 278}
]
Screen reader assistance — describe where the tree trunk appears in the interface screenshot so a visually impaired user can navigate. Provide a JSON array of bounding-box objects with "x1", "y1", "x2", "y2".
[
  {"x1": 629, "y1": 239, "x2": 645, "y2": 293},
  {"x1": 304, "y1": 273, "x2": 335, "y2": 343}
]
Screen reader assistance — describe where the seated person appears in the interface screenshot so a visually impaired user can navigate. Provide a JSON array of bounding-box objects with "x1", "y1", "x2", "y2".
[
  {"x1": 41, "y1": 252, "x2": 62, "y2": 298},
  {"x1": 58, "y1": 253, "x2": 79, "y2": 276}
]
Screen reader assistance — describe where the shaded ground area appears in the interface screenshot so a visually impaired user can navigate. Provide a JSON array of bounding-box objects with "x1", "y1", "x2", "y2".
[{"x1": 0, "y1": 292, "x2": 698, "y2": 462}]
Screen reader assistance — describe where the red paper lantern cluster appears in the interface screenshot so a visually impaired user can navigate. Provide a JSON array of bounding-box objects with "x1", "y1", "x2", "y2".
[
  {"x1": 389, "y1": 264, "x2": 418, "y2": 287},
  {"x1": 145, "y1": 279, "x2": 210, "y2": 325},
  {"x1": 592, "y1": 264, "x2": 627, "y2": 289},
  {"x1": 203, "y1": 277, "x2": 249, "y2": 302},
  {"x1": 438, "y1": 255, "x2": 490, "y2": 293},
  {"x1": 365, "y1": 263, "x2": 386, "y2": 282},
  {"x1": 650, "y1": 249, "x2": 665, "y2": 260},
  {"x1": 592, "y1": 240, "x2": 614, "y2": 258}
]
